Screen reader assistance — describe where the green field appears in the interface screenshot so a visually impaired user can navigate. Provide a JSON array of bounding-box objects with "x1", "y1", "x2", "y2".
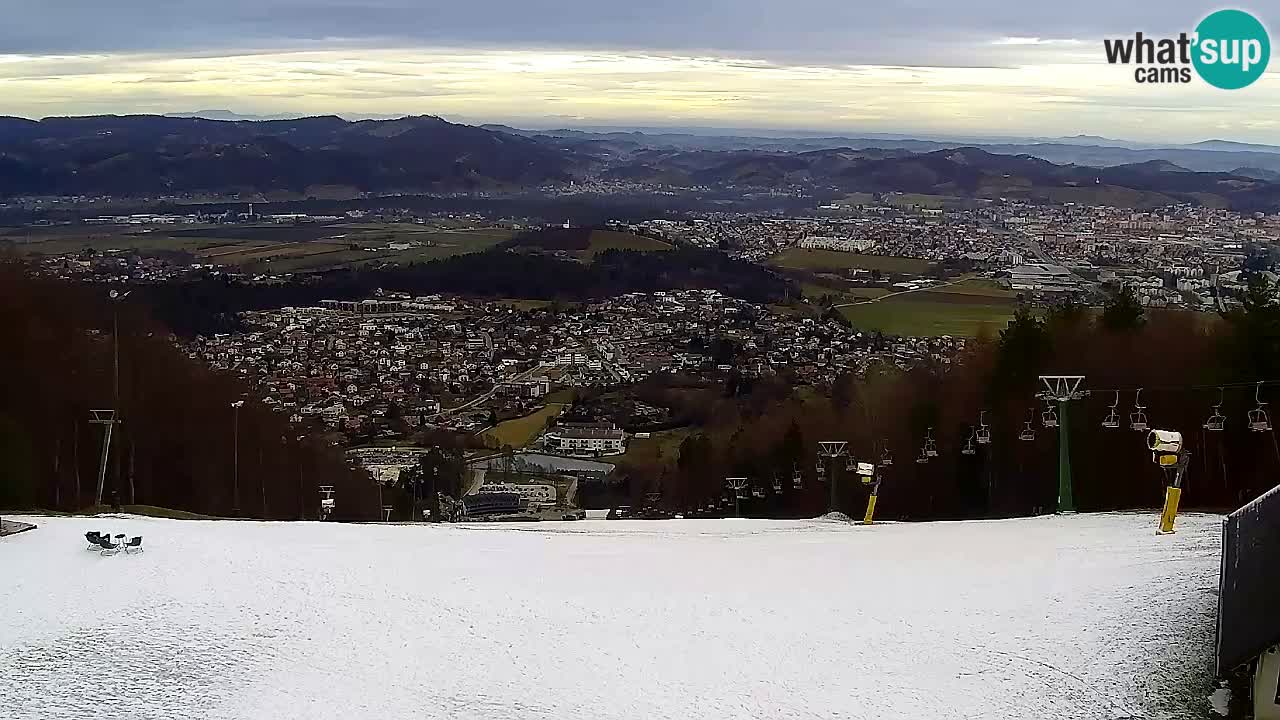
[
  {"x1": 839, "y1": 298, "x2": 1016, "y2": 337},
  {"x1": 883, "y1": 193, "x2": 960, "y2": 209},
  {"x1": 482, "y1": 403, "x2": 566, "y2": 449},
  {"x1": 582, "y1": 230, "x2": 672, "y2": 258},
  {"x1": 769, "y1": 248, "x2": 933, "y2": 274},
  {"x1": 4, "y1": 223, "x2": 516, "y2": 273},
  {"x1": 614, "y1": 428, "x2": 694, "y2": 467}
]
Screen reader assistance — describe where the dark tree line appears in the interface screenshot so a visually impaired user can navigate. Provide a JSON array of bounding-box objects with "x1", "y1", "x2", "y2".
[
  {"x1": 136, "y1": 247, "x2": 794, "y2": 336},
  {"x1": 618, "y1": 278, "x2": 1280, "y2": 519},
  {"x1": 0, "y1": 264, "x2": 381, "y2": 519}
]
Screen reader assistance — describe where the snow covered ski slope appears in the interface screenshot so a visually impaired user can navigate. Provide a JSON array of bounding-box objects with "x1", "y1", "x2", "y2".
[{"x1": 0, "y1": 512, "x2": 1221, "y2": 719}]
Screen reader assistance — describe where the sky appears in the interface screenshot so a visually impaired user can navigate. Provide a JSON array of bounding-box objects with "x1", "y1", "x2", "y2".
[{"x1": 1, "y1": 1, "x2": 1278, "y2": 142}]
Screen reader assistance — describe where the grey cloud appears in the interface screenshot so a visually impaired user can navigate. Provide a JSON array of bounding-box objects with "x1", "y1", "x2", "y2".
[{"x1": 2, "y1": 0, "x2": 1234, "y2": 63}]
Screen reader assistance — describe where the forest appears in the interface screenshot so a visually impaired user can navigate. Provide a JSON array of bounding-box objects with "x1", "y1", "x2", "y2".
[
  {"x1": 616, "y1": 281, "x2": 1280, "y2": 519},
  {"x1": 4, "y1": 254, "x2": 1280, "y2": 523},
  {"x1": 136, "y1": 246, "x2": 793, "y2": 336},
  {"x1": 0, "y1": 264, "x2": 384, "y2": 520}
]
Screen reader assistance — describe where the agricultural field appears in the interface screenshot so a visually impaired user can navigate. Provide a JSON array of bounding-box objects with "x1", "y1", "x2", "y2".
[
  {"x1": 581, "y1": 230, "x2": 672, "y2": 258},
  {"x1": 614, "y1": 427, "x2": 694, "y2": 467},
  {"x1": 482, "y1": 403, "x2": 566, "y2": 449},
  {"x1": 839, "y1": 298, "x2": 1017, "y2": 337},
  {"x1": 837, "y1": 278, "x2": 1020, "y2": 337},
  {"x1": 2, "y1": 223, "x2": 516, "y2": 273},
  {"x1": 768, "y1": 248, "x2": 933, "y2": 274}
]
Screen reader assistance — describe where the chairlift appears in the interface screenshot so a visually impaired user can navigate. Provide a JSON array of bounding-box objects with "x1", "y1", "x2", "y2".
[
  {"x1": 1019, "y1": 409, "x2": 1036, "y2": 441},
  {"x1": 1041, "y1": 400, "x2": 1059, "y2": 429},
  {"x1": 772, "y1": 476, "x2": 783, "y2": 492},
  {"x1": 845, "y1": 457, "x2": 856, "y2": 472},
  {"x1": 1249, "y1": 382, "x2": 1272, "y2": 432},
  {"x1": 923, "y1": 427, "x2": 939, "y2": 457},
  {"x1": 879, "y1": 445, "x2": 894, "y2": 467},
  {"x1": 1203, "y1": 387, "x2": 1226, "y2": 432},
  {"x1": 976, "y1": 410, "x2": 992, "y2": 445},
  {"x1": 1101, "y1": 391, "x2": 1120, "y2": 429},
  {"x1": 815, "y1": 461, "x2": 826, "y2": 476},
  {"x1": 1129, "y1": 388, "x2": 1149, "y2": 432},
  {"x1": 916, "y1": 448, "x2": 930, "y2": 464},
  {"x1": 751, "y1": 486, "x2": 766, "y2": 499},
  {"x1": 961, "y1": 427, "x2": 977, "y2": 456},
  {"x1": 792, "y1": 469, "x2": 803, "y2": 489}
]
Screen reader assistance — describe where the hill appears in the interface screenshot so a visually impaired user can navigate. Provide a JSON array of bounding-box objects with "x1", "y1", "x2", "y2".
[
  {"x1": 1, "y1": 116, "x2": 1279, "y2": 210},
  {"x1": 0, "y1": 115, "x2": 578, "y2": 197}
]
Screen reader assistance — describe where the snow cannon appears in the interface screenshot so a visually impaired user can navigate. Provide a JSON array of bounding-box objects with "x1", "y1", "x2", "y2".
[
  {"x1": 1147, "y1": 429, "x2": 1182, "y2": 455},
  {"x1": 1146, "y1": 430, "x2": 1188, "y2": 535}
]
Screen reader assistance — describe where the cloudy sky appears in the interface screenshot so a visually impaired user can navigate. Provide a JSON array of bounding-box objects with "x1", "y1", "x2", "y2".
[{"x1": 1, "y1": 1, "x2": 1277, "y2": 142}]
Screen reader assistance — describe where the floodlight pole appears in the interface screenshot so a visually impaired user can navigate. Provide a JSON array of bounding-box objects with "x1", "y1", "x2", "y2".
[
  {"x1": 1039, "y1": 376, "x2": 1086, "y2": 514},
  {"x1": 89, "y1": 410, "x2": 116, "y2": 507}
]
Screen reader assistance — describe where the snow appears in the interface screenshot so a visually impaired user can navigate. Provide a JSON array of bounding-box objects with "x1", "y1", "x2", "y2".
[
  {"x1": 0, "y1": 512, "x2": 1222, "y2": 720},
  {"x1": 1208, "y1": 686, "x2": 1231, "y2": 716}
]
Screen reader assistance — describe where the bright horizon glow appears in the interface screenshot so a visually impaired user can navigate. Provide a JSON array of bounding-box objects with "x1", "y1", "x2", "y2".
[{"x1": 2, "y1": 46, "x2": 1279, "y2": 143}]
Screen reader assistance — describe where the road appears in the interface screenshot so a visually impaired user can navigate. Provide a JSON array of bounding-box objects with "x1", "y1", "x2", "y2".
[
  {"x1": 832, "y1": 276, "x2": 971, "y2": 309},
  {"x1": 433, "y1": 362, "x2": 551, "y2": 419}
]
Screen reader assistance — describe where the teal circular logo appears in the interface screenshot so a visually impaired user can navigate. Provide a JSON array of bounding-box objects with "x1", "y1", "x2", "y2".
[{"x1": 1193, "y1": 9, "x2": 1270, "y2": 89}]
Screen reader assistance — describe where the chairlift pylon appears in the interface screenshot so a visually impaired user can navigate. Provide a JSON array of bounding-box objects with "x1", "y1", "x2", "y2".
[
  {"x1": 1204, "y1": 387, "x2": 1226, "y2": 432},
  {"x1": 1249, "y1": 381, "x2": 1272, "y2": 432},
  {"x1": 1101, "y1": 390, "x2": 1120, "y2": 429},
  {"x1": 1130, "y1": 388, "x2": 1149, "y2": 432}
]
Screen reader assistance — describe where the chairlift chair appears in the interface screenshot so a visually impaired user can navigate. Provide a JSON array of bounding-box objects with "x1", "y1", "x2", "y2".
[
  {"x1": 976, "y1": 410, "x2": 992, "y2": 445},
  {"x1": 879, "y1": 446, "x2": 894, "y2": 467},
  {"x1": 924, "y1": 427, "x2": 939, "y2": 457},
  {"x1": 772, "y1": 476, "x2": 783, "y2": 492},
  {"x1": 1129, "y1": 388, "x2": 1149, "y2": 432},
  {"x1": 1019, "y1": 422, "x2": 1036, "y2": 441},
  {"x1": 815, "y1": 461, "x2": 826, "y2": 476},
  {"x1": 1204, "y1": 387, "x2": 1226, "y2": 432},
  {"x1": 1041, "y1": 401, "x2": 1059, "y2": 429},
  {"x1": 1101, "y1": 391, "x2": 1120, "y2": 429},
  {"x1": 1249, "y1": 382, "x2": 1272, "y2": 432},
  {"x1": 961, "y1": 427, "x2": 977, "y2": 456},
  {"x1": 845, "y1": 457, "x2": 856, "y2": 472},
  {"x1": 792, "y1": 469, "x2": 803, "y2": 489},
  {"x1": 916, "y1": 448, "x2": 930, "y2": 464}
]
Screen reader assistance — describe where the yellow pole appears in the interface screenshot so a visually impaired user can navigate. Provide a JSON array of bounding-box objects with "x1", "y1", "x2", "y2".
[
  {"x1": 1158, "y1": 486, "x2": 1181, "y2": 534},
  {"x1": 862, "y1": 493, "x2": 878, "y2": 525}
]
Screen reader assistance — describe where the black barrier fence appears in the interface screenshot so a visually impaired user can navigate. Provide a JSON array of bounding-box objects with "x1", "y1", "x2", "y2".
[{"x1": 1218, "y1": 484, "x2": 1280, "y2": 674}]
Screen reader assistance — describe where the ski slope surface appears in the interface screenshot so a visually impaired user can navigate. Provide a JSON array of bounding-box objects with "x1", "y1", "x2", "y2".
[{"x1": 0, "y1": 512, "x2": 1222, "y2": 719}]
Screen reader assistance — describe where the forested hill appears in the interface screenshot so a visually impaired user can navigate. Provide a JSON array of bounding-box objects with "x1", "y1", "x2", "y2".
[
  {"x1": 0, "y1": 264, "x2": 380, "y2": 518},
  {"x1": 2, "y1": 115, "x2": 1280, "y2": 210},
  {"x1": 137, "y1": 247, "x2": 794, "y2": 337}
]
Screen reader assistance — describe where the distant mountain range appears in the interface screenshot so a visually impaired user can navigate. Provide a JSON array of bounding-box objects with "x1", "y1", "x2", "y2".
[
  {"x1": 0, "y1": 115, "x2": 575, "y2": 197},
  {"x1": 1, "y1": 114, "x2": 1279, "y2": 211},
  {"x1": 486, "y1": 124, "x2": 1280, "y2": 172}
]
